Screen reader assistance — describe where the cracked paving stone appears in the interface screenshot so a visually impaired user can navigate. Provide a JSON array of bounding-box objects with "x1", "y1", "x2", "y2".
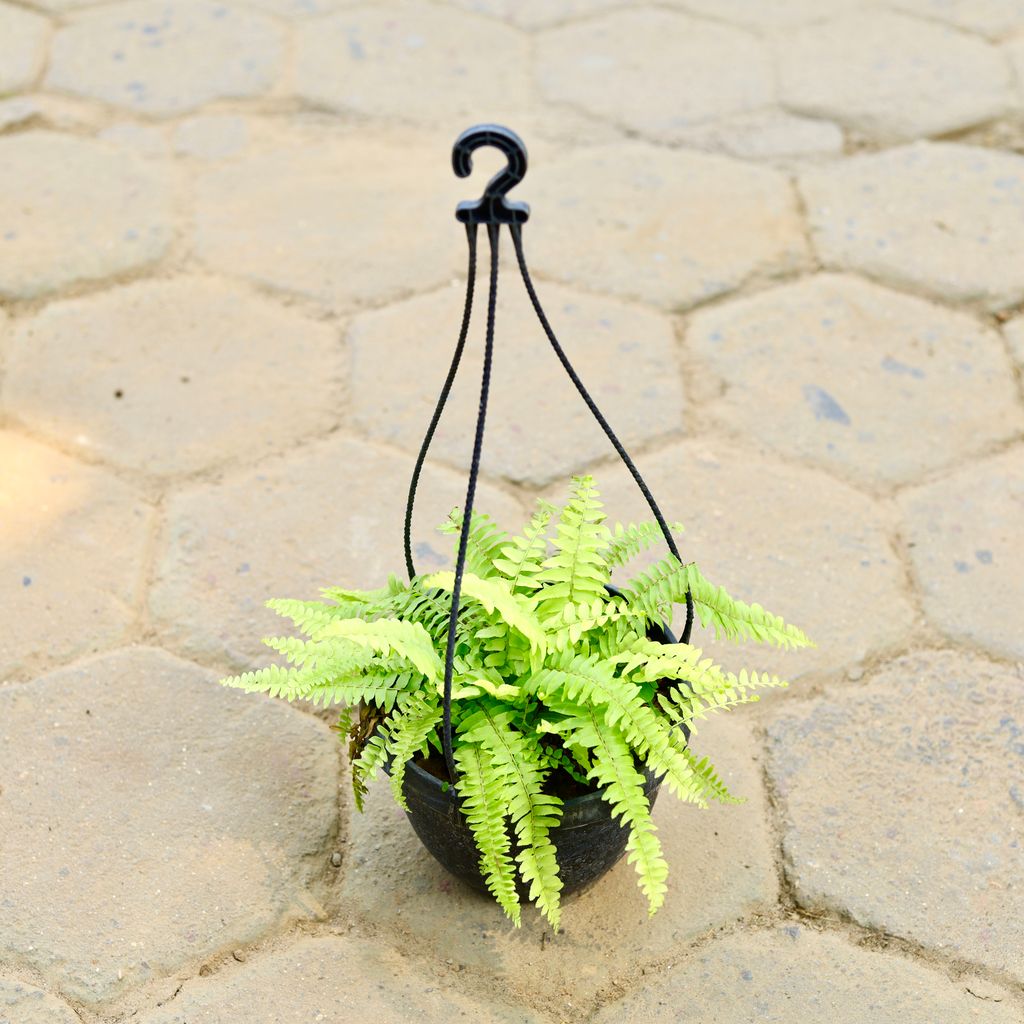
[
  {"x1": 193, "y1": 132, "x2": 460, "y2": 311},
  {"x1": 2, "y1": 277, "x2": 344, "y2": 477},
  {"x1": 674, "y1": 109, "x2": 844, "y2": 164},
  {"x1": 348, "y1": 280, "x2": 684, "y2": 486},
  {"x1": 687, "y1": 274, "x2": 1024, "y2": 488},
  {"x1": 0, "y1": 432, "x2": 152, "y2": 680},
  {"x1": 767, "y1": 650, "x2": 1024, "y2": 982},
  {"x1": 776, "y1": 11, "x2": 1014, "y2": 142},
  {"x1": 800, "y1": 143, "x2": 1024, "y2": 311},
  {"x1": 584, "y1": 439, "x2": 915, "y2": 682},
  {"x1": 441, "y1": 0, "x2": 620, "y2": 30},
  {"x1": 898, "y1": 447, "x2": 1024, "y2": 661},
  {"x1": 294, "y1": 3, "x2": 530, "y2": 124},
  {"x1": 0, "y1": 132, "x2": 173, "y2": 300},
  {"x1": 46, "y1": 0, "x2": 284, "y2": 115},
  {"x1": 148, "y1": 434, "x2": 526, "y2": 667},
  {"x1": 536, "y1": 9, "x2": 773, "y2": 143},
  {"x1": 0, "y1": 978, "x2": 79, "y2": 1024},
  {"x1": 139, "y1": 935, "x2": 540, "y2": 1023},
  {"x1": 0, "y1": 647, "x2": 339, "y2": 1005},
  {"x1": 592, "y1": 926, "x2": 1019, "y2": 1023},
  {"x1": 0, "y1": 3, "x2": 49, "y2": 95},
  {"x1": 524, "y1": 142, "x2": 808, "y2": 312},
  {"x1": 891, "y1": 0, "x2": 1024, "y2": 40},
  {"x1": 341, "y1": 715, "x2": 775, "y2": 1007},
  {"x1": 665, "y1": 0, "x2": 860, "y2": 29}
]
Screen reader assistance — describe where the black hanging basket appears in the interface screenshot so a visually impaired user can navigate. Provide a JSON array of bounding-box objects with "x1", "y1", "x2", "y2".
[{"x1": 397, "y1": 124, "x2": 695, "y2": 900}]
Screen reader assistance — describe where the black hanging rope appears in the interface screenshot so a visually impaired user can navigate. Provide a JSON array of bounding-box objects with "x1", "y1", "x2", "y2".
[
  {"x1": 439, "y1": 222, "x2": 501, "y2": 784},
  {"x1": 510, "y1": 224, "x2": 695, "y2": 644},
  {"x1": 404, "y1": 222, "x2": 479, "y2": 581},
  {"x1": 405, "y1": 124, "x2": 696, "y2": 786}
]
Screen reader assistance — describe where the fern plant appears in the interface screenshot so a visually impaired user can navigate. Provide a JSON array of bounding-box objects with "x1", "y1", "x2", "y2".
[{"x1": 222, "y1": 475, "x2": 811, "y2": 930}]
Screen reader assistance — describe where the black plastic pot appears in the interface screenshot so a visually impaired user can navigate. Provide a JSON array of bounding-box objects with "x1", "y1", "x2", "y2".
[{"x1": 395, "y1": 616, "x2": 689, "y2": 899}]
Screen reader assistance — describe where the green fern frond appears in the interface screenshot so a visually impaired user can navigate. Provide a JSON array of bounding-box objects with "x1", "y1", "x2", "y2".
[
  {"x1": 454, "y1": 743, "x2": 521, "y2": 926},
  {"x1": 439, "y1": 509, "x2": 510, "y2": 579},
  {"x1": 492, "y1": 500, "x2": 555, "y2": 593},
  {"x1": 265, "y1": 597, "x2": 368, "y2": 637},
  {"x1": 387, "y1": 694, "x2": 443, "y2": 811},
  {"x1": 351, "y1": 730, "x2": 390, "y2": 812},
  {"x1": 315, "y1": 618, "x2": 442, "y2": 680},
  {"x1": 605, "y1": 520, "x2": 684, "y2": 570},
  {"x1": 460, "y1": 707, "x2": 563, "y2": 930}
]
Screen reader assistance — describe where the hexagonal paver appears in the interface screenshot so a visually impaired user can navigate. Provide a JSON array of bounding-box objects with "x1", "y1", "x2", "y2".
[
  {"x1": 768, "y1": 650, "x2": 1024, "y2": 981},
  {"x1": 687, "y1": 274, "x2": 1024, "y2": 488},
  {"x1": 139, "y1": 935, "x2": 541, "y2": 1024},
  {"x1": 892, "y1": 0, "x2": 1024, "y2": 40},
  {"x1": 800, "y1": 143, "x2": 1024, "y2": 311},
  {"x1": 674, "y1": 109, "x2": 844, "y2": 163},
  {"x1": 666, "y1": 0, "x2": 860, "y2": 29},
  {"x1": 0, "y1": 3, "x2": 49, "y2": 94},
  {"x1": 0, "y1": 432, "x2": 152, "y2": 680},
  {"x1": 0, "y1": 646, "x2": 339, "y2": 1005},
  {"x1": 341, "y1": 714, "x2": 775, "y2": 1011},
  {"x1": 0, "y1": 132, "x2": 173, "y2": 300},
  {"x1": 348, "y1": 280, "x2": 684, "y2": 486},
  {"x1": 193, "y1": 133, "x2": 461, "y2": 311},
  {"x1": 583, "y1": 439, "x2": 915, "y2": 682},
  {"x1": 173, "y1": 113, "x2": 248, "y2": 159},
  {"x1": 776, "y1": 11, "x2": 1015, "y2": 141},
  {"x1": 442, "y1": 0, "x2": 620, "y2": 30},
  {"x1": 294, "y1": 4, "x2": 530, "y2": 124},
  {"x1": 524, "y1": 142, "x2": 808, "y2": 312},
  {"x1": 0, "y1": 978, "x2": 79, "y2": 1024},
  {"x1": 898, "y1": 447, "x2": 1024, "y2": 661},
  {"x1": 243, "y1": 0, "x2": 356, "y2": 16},
  {"x1": 537, "y1": 10, "x2": 773, "y2": 142},
  {"x1": 1009, "y1": 34, "x2": 1024, "y2": 99},
  {"x1": 3, "y1": 277, "x2": 344, "y2": 477},
  {"x1": 149, "y1": 433, "x2": 526, "y2": 666},
  {"x1": 593, "y1": 926, "x2": 1020, "y2": 1023},
  {"x1": 46, "y1": 0, "x2": 284, "y2": 115}
]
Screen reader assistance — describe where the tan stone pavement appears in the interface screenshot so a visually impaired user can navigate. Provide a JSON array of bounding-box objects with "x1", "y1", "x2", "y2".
[{"x1": 1, "y1": 1, "x2": 1023, "y2": 1021}]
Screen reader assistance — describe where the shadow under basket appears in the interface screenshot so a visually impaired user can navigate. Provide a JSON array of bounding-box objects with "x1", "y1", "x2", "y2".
[{"x1": 391, "y1": 616, "x2": 689, "y2": 900}]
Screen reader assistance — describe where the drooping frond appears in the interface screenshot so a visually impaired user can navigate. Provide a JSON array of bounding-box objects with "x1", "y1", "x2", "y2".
[
  {"x1": 351, "y1": 729, "x2": 390, "y2": 812},
  {"x1": 460, "y1": 707, "x2": 563, "y2": 930},
  {"x1": 439, "y1": 509, "x2": 510, "y2": 579},
  {"x1": 265, "y1": 597, "x2": 369, "y2": 637},
  {"x1": 454, "y1": 743, "x2": 521, "y2": 925},
  {"x1": 492, "y1": 500, "x2": 555, "y2": 593},
  {"x1": 605, "y1": 520, "x2": 684, "y2": 571},
  {"x1": 386, "y1": 694, "x2": 443, "y2": 811},
  {"x1": 316, "y1": 618, "x2": 443, "y2": 680},
  {"x1": 537, "y1": 475, "x2": 612, "y2": 615}
]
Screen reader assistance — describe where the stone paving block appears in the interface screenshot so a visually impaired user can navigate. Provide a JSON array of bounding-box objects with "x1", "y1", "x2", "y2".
[
  {"x1": 1005, "y1": 314, "x2": 1024, "y2": 369},
  {"x1": 0, "y1": 3, "x2": 49, "y2": 95},
  {"x1": 0, "y1": 95, "x2": 37, "y2": 130},
  {"x1": 776, "y1": 11, "x2": 1015, "y2": 142},
  {"x1": 173, "y1": 114, "x2": 248, "y2": 159},
  {"x1": 348, "y1": 280, "x2": 684, "y2": 486},
  {"x1": 592, "y1": 926, "x2": 1020, "y2": 1023},
  {"x1": 524, "y1": 142, "x2": 808, "y2": 312},
  {"x1": 294, "y1": 4, "x2": 530, "y2": 124},
  {"x1": 193, "y1": 133, "x2": 461, "y2": 311},
  {"x1": 667, "y1": 0, "x2": 860, "y2": 29},
  {"x1": 674, "y1": 108, "x2": 844, "y2": 163},
  {"x1": 442, "y1": 0, "x2": 620, "y2": 30},
  {"x1": 0, "y1": 978, "x2": 79, "y2": 1024},
  {"x1": 0, "y1": 432, "x2": 152, "y2": 680},
  {"x1": 687, "y1": 274, "x2": 1024, "y2": 488},
  {"x1": 800, "y1": 143, "x2": 1024, "y2": 311},
  {"x1": 898, "y1": 447, "x2": 1024, "y2": 661},
  {"x1": 97, "y1": 120, "x2": 168, "y2": 158},
  {"x1": 341, "y1": 714, "x2": 775, "y2": 1010},
  {"x1": 1009, "y1": 35, "x2": 1024, "y2": 99},
  {"x1": 536, "y1": 10, "x2": 774, "y2": 142},
  {"x1": 3, "y1": 277, "x2": 345, "y2": 477},
  {"x1": 583, "y1": 439, "x2": 915, "y2": 682},
  {"x1": 0, "y1": 647, "x2": 339, "y2": 1005},
  {"x1": 767, "y1": 650, "x2": 1024, "y2": 981},
  {"x1": 892, "y1": 0, "x2": 1024, "y2": 40},
  {"x1": 0, "y1": 132, "x2": 173, "y2": 300},
  {"x1": 139, "y1": 935, "x2": 541, "y2": 1023},
  {"x1": 149, "y1": 434, "x2": 526, "y2": 666},
  {"x1": 244, "y1": 0, "x2": 356, "y2": 16},
  {"x1": 46, "y1": 0, "x2": 284, "y2": 115}
]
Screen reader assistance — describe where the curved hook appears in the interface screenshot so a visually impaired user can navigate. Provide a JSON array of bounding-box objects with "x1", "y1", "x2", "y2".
[{"x1": 452, "y1": 124, "x2": 530, "y2": 225}]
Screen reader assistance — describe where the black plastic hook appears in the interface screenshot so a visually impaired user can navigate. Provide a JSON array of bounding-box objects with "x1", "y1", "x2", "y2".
[{"x1": 452, "y1": 124, "x2": 530, "y2": 225}]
